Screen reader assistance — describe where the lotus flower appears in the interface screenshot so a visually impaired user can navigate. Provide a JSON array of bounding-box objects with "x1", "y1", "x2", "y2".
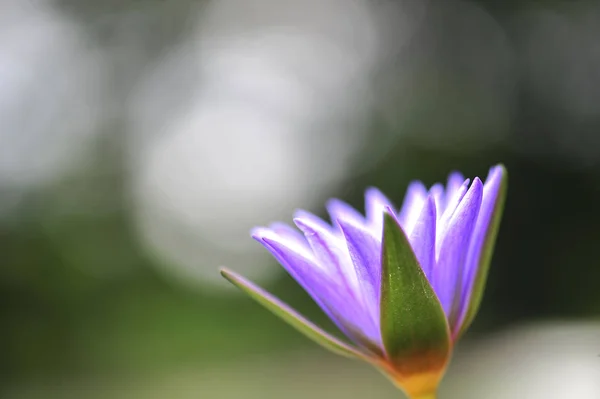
[{"x1": 221, "y1": 165, "x2": 507, "y2": 399}]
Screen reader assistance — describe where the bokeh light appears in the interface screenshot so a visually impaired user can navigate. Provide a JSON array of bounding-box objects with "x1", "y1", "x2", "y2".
[{"x1": 1, "y1": 0, "x2": 599, "y2": 398}]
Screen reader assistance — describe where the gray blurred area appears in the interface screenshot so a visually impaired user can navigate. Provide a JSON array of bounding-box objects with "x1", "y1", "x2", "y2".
[{"x1": 1, "y1": 0, "x2": 600, "y2": 398}]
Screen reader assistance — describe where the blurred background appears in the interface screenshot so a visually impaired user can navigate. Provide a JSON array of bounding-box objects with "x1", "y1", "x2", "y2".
[{"x1": 1, "y1": 0, "x2": 600, "y2": 397}]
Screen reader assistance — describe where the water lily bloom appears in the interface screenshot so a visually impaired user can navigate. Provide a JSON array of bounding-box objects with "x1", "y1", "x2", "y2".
[{"x1": 221, "y1": 165, "x2": 507, "y2": 399}]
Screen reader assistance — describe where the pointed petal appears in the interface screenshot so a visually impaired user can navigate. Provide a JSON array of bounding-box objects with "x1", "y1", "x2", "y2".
[
  {"x1": 293, "y1": 212, "x2": 358, "y2": 286},
  {"x1": 337, "y1": 218, "x2": 381, "y2": 326},
  {"x1": 433, "y1": 178, "x2": 482, "y2": 330},
  {"x1": 445, "y1": 172, "x2": 465, "y2": 209},
  {"x1": 456, "y1": 165, "x2": 507, "y2": 337},
  {"x1": 294, "y1": 209, "x2": 335, "y2": 234},
  {"x1": 252, "y1": 229, "x2": 352, "y2": 335},
  {"x1": 258, "y1": 235, "x2": 341, "y2": 305},
  {"x1": 259, "y1": 229, "x2": 382, "y2": 344},
  {"x1": 251, "y1": 226, "x2": 314, "y2": 264},
  {"x1": 294, "y1": 213, "x2": 381, "y2": 343},
  {"x1": 408, "y1": 196, "x2": 437, "y2": 281},
  {"x1": 326, "y1": 198, "x2": 366, "y2": 228},
  {"x1": 398, "y1": 181, "x2": 428, "y2": 232},
  {"x1": 365, "y1": 188, "x2": 396, "y2": 234},
  {"x1": 440, "y1": 179, "x2": 470, "y2": 222},
  {"x1": 220, "y1": 268, "x2": 367, "y2": 359},
  {"x1": 380, "y1": 213, "x2": 450, "y2": 379},
  {"x1": 268, "y1": 222, "x2": 308, "y2": 248},
  {"x1": 338, "y1": 218, "x2": 380, "y2": 292},
  {"x1": 428, "y1": 183, "x2": 444, "y2": 217},
  {"x1": 435, "y1": 179, "x2": 470, "y2": 256}
]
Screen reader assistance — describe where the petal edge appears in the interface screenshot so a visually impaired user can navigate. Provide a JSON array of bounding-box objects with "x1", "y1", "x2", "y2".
[{"x1": 456, "y1": 164, "x2": 508, "y2": 338}]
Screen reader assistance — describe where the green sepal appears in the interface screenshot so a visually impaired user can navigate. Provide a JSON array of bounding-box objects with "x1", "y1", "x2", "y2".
[
  {"x1": 220, "y1": 268, "x2": 367, "y2": 360},
  {"x1": 380, "y1": 213, "x2": 451, "y2": 373},
  {"x1": 457, "y1": 165, "x2": 508, "y2": 338}
]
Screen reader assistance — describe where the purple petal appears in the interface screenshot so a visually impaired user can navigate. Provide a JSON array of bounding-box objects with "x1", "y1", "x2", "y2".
[
  {"x1": 458, "y1": 165, "x2": 505, "y2": 324},
  {"x1": 365, "y1": 188, "x2": 396, "y2": 236},
  {"x1": 252, "y1": 228, "x2": 334, "y2": 313},
  {"x1": 432, "y1": 178, "x2": 483, "y2": 327},
  {"x1": 326, "y1": 198, "x2": 366, "y2": 229},
  {"x1": 293, "y1": 212, "x2": 354, "y2": 279},
  {"x1": 293, "y1": 214, "x2": 381, "y2": 343},
  {"x1": 445, "y1": 172, "x2": 465, "y2": 209},
  {"x1": 268, "y1": 222, "x2": 309, "y2": 248},
  {"x1": 428, "y1": 183, "x2": 445, "y2": 217},
  {"x1": 253, "y1": 230, "x2": 374, "y2": 345},
  {"x1": 408, "y1": 195, "x2": 437, "y2": 282},
  {"x1": 442, "y1": 179, "x2": 470, "y2": 220},
  {"x1": 294, "y1": 209, "x2": 336, "y2": 233},
  {"x1": 398, "y1": 181, "x2": 428, "y2": 232},
  {"x1": 252, "y1": 226, "x2": 312, "y2": 259},
  {"x1": 337, "y1": 217, "x2": 381, "y2": 330},
  {"x1": 436, "y1": 179, "x2": 470, "y2": 255}
]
